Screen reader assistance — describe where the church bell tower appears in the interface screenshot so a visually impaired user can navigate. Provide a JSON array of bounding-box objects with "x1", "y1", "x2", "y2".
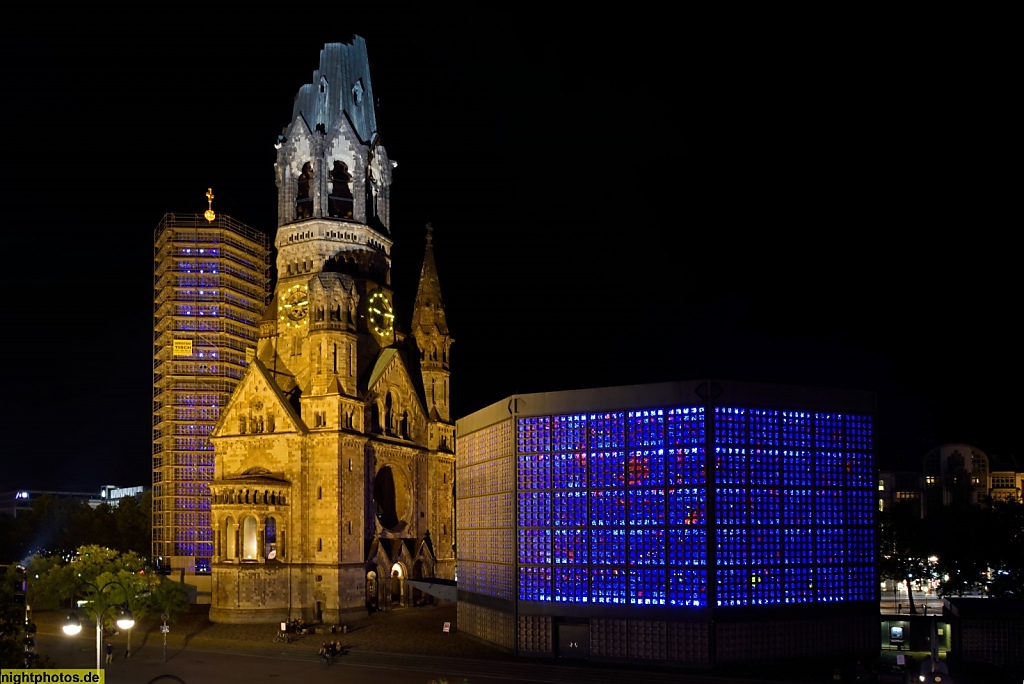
[{"x1": 209, "y1": 37, "x2": 455, "y2": 625}]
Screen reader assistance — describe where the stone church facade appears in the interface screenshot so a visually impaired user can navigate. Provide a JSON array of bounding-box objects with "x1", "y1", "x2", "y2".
[{"x1": 208, "y1": 37, "x2": 455, "y2": 624}]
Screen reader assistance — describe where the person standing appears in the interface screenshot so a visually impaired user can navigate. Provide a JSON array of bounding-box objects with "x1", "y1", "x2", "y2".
[{"x1": 105, "y1": 643, "x2": 113, "y2": 664}]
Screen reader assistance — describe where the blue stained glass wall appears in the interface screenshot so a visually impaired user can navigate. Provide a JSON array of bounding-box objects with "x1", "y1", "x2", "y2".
[{"x1": 514, "y1": 404, "x2": 874, "y2": 609}]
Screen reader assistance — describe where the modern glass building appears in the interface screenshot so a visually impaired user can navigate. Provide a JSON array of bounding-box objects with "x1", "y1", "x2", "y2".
[
  {"x1": 455, "y1": 379, "x2": 877, "y2": 666},
  {"x1": 152, "y1": 212, "x2": 271, "y2": 586}
]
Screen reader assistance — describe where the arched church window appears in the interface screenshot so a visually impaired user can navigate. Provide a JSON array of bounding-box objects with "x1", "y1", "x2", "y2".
[
  {"x1": 329, "y1": 160, "x2": 354, "y2": 218},
  {"x1": 224, "y1": 516, "x2": 237, "y2": 560},
  {"x1": 265, "y1": 516, "x2": 278, "y2": 560},
  {"x1": 296, "y1": 162, "x2": 314, "y2": 219},
  {"x1": 241, "y1": 515, "x2": 259, "y2": 561},
  {"x1": 385, "y1": 393, "x2": 395, "y2": 435}
]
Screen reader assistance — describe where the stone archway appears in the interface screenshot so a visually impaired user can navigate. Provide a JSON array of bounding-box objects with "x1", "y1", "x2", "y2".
[
  {"x1": 365, "y1": 569, "x2": 379, "y2": 613},
  {"x1": 389, "y1": 562, "x2": 406, "y2": 608}
]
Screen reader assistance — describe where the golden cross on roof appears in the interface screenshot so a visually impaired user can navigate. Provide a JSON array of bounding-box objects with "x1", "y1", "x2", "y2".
[{"x1": 204, "y1": 188, "x2": 216, "y2": 222}]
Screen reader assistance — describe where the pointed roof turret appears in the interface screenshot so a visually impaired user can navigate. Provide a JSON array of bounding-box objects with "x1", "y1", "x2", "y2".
[
  {"x1": 410, "y1": 224, "x2": 449, "y2": 336},
  {"x1": 290, "y1": 36, "x2": 378, "y2": 145}
]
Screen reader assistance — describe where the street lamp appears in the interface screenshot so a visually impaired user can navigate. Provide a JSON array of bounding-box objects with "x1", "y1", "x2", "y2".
[{"x1": 62, "y1": 579, "x2": 136, "y2": 670}]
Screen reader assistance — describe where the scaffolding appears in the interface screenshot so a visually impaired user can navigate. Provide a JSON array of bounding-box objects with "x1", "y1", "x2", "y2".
[{"x1": 152, "y1": 213, "x2": 271, "y2": 573}]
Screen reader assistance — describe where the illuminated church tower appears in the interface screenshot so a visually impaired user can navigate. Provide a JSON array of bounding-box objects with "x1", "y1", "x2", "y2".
[{"x1": 209, "y1": 37, "x2": 455, "y2": 623}]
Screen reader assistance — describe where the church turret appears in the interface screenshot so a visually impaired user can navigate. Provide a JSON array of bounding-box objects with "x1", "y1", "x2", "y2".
[{"x1": 411, "y1": 224, "x2": 454, "y2": 431}]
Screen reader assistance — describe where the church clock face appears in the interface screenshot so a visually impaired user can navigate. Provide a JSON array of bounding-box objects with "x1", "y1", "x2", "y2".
[
  {"x1": 280, "y1": 284, "x2": 309, "y2": 327},
  {"x1": 367, "y1": 290, "x2": 394, "y2": 336}
]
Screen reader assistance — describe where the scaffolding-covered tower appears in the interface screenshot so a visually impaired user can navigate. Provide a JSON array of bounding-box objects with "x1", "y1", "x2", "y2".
[{"x1": 153, "y1": 213, "x2": 271, "y2": 589}]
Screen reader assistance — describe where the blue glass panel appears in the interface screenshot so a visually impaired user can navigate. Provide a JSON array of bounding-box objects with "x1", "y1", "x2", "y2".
[
  {"x1": 590, "y1": 527, "x2": 627, "y2": 564},
  {"x1": 553, "y1": 528, "x2": 587, "y2": 565},
  {"x1": 553, "y1": 490, "x2": 587, "y2": 526},
  {"x1": 519, "y1": 565, "x2": 552, "y2": 601},
  {"x1": 589, "y1": 450, "x2": 625, "y2": 487},
  {"x1": 628, "y1": 527, "x2": 666, "y2": 566},
  {"x1": 667, "y1": 526, "x2": 706, "y2": 566},
  {"x1": 591, "y1": 566, "x2": 628, "y2": 604},
  {"x1": 668, "y1": 567, "x2": 707, "y2": 606},
  {"x1": 628, "y1": 448, "x2": 665, "y2": 486},
  {"x1": 588, "y1": 412, "x2": 625, "y2": 449},
  {"x1": 590, "y1": 489, "x2": 626, "y2": 526},
  {"x1": 667, "y1": 487, "x2": 705, "y2": 526},
  {"x1": 628, "y1": 488, "x2": 666, "y2": 526},
  {"x1": 667, "y1": 447, "x2": 705, "y2": 486},
  {"x1": 631, "y1": 566, "x2": 667, "y2": 605},
  {"x1": 554, "y1": 567, "x2": 589, "y2": 603},
  {"x1": 666, "y1": 406, "x2": 705, "y2": 446},
  {"x1": 628, "y1": 409, "x2": 665, "y2": 447},
  {"x1": 552, "y1": 451, "x2": 587, "y2": 489}
]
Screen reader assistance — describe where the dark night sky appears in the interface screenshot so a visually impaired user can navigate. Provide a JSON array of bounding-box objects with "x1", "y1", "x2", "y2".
[{"x1": 1, "y1": 11, "x2": 1017, "y2": 492}]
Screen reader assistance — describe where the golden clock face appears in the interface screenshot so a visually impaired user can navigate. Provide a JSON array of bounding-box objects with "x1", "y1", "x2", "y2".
[
  {"x1": 367, "y1": 290, "x2": 394, "y2": 336},
  {"x1": 280, "y1": 285, "x2": 308, "y2": 326}
]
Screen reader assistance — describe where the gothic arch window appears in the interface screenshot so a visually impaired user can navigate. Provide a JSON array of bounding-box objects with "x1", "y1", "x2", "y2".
[
  {"x1": 241, "y1": 515, "x2": 259, "y2": 561},
  {"x1": 296, "y1": 162, "x2": 314, "y2": 219},
  {"x1": 385, "y1": 393, "x2": 395, "y2": 434}
]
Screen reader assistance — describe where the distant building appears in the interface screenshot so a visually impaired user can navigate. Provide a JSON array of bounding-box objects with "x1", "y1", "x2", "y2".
[
  {"x1": 0, "y1": 486, "x2": 148, "y2": 518},
  {"x1": 0, "y1": 490, "x2": 99, "y2": 518},
  {"x1": 456, "y1": 380, "x2": 877, "y2": 666},
  {"x1": 152, "y1": 211, "x2": 272, "y2": 584},
  {"x1": 98, "y1": 485, "x2": 148, "y2": 507},
  {"x1": 878, "y1": 444, "x2": 1023, "y2": 516}
]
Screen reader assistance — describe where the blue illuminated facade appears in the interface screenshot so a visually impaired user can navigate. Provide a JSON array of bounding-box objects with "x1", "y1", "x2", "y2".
[{"x1": 456, "y1": 380, "x2": 878, "y2": 665}]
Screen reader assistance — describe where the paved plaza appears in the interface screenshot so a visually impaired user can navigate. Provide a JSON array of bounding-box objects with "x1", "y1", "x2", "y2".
[{"x1": 29, "y1": 602, "x2": 1017, "y2": 684}]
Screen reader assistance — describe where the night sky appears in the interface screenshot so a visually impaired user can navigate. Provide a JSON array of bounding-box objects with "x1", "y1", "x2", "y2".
[{"x1": 2, "y1": 12, "x2": 1017, "y2": 492}]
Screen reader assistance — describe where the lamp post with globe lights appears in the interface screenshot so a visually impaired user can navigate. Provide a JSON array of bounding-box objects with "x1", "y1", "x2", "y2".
[{"x1": 61, "y1": 578, "x2": 136, "y2": 670}]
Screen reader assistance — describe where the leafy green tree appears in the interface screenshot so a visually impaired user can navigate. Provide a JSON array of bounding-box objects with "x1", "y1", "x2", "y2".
[
  {"x1": 150, "y1": 578, "x2": 191, "y2": 625},
  {"x1": 111, "y1": 492, "x2": 152, "y2": 555},
  {"x1": 0, "y1": 567, "x2": 26, "y2": 667},
  {"x1": 28, "y1": 545, "x2": 163, "y2": 657}
]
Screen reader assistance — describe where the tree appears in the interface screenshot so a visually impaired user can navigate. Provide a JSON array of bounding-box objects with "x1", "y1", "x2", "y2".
[
  {"x1": 931, "y1": 504, "x2": 992, "y2": 598},
  {"x1": 878, "y1": 499, "x2": 930, "y2": 613},
  {"x1": 150, "y1": 578, "x2": 191, "y2": 625},
  {"x1": 986, "y1": 494, "x2": 1024, "y2": 597},
  {"x1": 28, "y1": 545, "x2": 162, "y2": 658},
  {"x1": 0, "y1": 567, "x2": 26, "y2": 667}
]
